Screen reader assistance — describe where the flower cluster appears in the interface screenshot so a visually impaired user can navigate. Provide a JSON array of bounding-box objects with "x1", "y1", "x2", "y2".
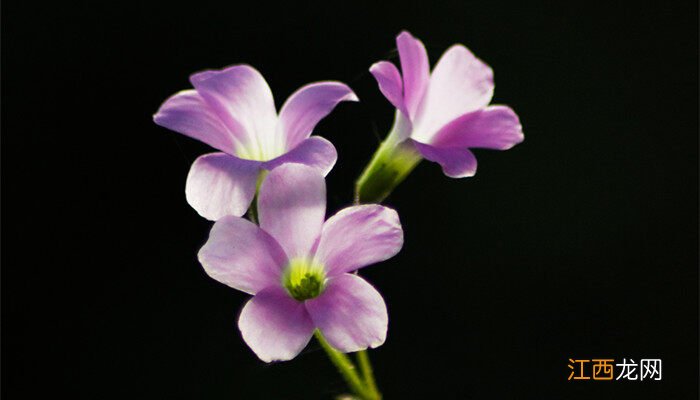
[{"x1": 154, "y1": 30, "x2": 523, "y2": 397}]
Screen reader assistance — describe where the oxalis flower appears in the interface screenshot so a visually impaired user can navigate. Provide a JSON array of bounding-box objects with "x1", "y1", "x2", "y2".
[
  {"x1": 154, "y1": 65, "x2": 357, "y2": 220},
  {"x1": 198, "y1": 163, "x2": 403, "y2": 362},
  {"x1": 356, "y1": 31, "x2": 524, "y2": 202}
]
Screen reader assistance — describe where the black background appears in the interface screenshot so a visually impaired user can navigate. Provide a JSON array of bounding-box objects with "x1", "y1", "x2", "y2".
[{"x1": 3, "y1": 1, "x2": 698, "y2": 399}]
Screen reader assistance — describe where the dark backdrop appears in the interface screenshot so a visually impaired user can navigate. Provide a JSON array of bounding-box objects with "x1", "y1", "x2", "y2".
[{"x1": 3, "y1": 1, "x2": 698, "y2": 399}]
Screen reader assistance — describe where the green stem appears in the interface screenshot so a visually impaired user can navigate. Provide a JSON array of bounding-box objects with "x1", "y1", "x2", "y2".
[
  {"x1": 315, "y1": 331, "x2": 371, "y2": 399},
  {"x1": 246, "y1": 198, "x2": 258, "y2": 224},
  {"x1": 246, "y1": 170, "x2": 269, "y2": 224},
  {"x1": 356, "y1": 350, "x2": 381, "y2": 399},
  {"x1": 355, "y1": 111, "x2": 422, "y2": 203},
  {"x1": 344, "y1": 115, "x2": 419, "y2": 399}
]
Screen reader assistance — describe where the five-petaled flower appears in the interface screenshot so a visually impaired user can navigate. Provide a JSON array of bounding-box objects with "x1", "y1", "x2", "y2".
[
  {"x1": 154, "y1": 65, "x2": 357, "y2": 220},
  {"x1": 370, "y1": 31, "x2": 524, "y2": 178},
  {"x1": 198, "y1": 163, "x2": 403, "y2": 362}
]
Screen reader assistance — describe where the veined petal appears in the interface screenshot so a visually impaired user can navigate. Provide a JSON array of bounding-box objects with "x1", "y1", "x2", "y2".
[
  {"x1": 431, "y1": 106, "x2": 524, "y2": 150},
  {"x1": 185, "y1": 152, "x2": 261, "y2": 220},
  {"x1": 306, "y1": 274, "x2": 388, "y2": 353},
  {"x1": 413, "y1": 45, "x2": 494, "y2": 142},
  {"x1": 239, "y1": 285, "x2": 315, "y2": 362},
  {"x1": 262, "y1": 136, "x2": 337, "y2": 176},
  {"x1": 314, "y1": 205, "x2": 403, "y2": 276},
  {"x1": 258, "y1": 164, "x2": 326, "y2": 259},
  {"x1": 277, "y1": 82, "x2": 358, "y2": 149},
  {"x1": 397, "y1": 31, "x2": 430, "y2": 118},
  {"x1": 413, "y1": 141, "x2": 478, "y2": 178},
  {"x1": 153, "y1": 90, "x2": 238, "y2": 153},
  {"x1": 190, "y1": 65, "x2": 280, "y2": 160},
  {"x1": 369, "y1": 61, "x2": 407, "y2": 116},
  {"x1": 198, "y1": 216, "x2": 288, "y2": 295}
]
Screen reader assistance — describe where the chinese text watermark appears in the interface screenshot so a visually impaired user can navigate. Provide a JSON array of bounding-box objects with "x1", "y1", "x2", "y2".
[{"x1": 567, "y1": 358, "x2": 662, "y2": 381}]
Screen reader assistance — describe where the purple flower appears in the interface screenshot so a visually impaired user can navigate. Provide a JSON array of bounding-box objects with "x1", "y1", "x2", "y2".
[
  {"x1": 154, "y1": 65, "x2": 358, "y2": 220},
  {"x1": 370, "y1": 31, "x2": 524, "y2": 178},
  {"x1": 198, "y1": 163, "x2": 403, "y2": 362}
]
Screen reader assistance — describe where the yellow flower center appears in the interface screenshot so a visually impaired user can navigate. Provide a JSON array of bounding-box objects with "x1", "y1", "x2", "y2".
[{"x1": 282, "y1": 258, "x2": 327, "y2": 301}]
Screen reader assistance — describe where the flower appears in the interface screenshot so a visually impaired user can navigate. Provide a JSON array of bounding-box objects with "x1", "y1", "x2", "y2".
[
  {"x1": 356, "y1": 31, "x2": 524, "y2": 202},
  {"x1": 198, "y1": 163, "x2": 403, "y2": 362},
  {"x1": 154, "y1": 65, "x2": 358, "y2": 220}
]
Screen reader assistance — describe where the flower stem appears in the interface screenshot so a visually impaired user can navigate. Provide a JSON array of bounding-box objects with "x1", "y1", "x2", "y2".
[
  {"x1": 314, "y1": 330, "x2": 373, "y2": 399},
  {"x1": 356, "y1": 350, "x2": 381, "y2": 399},
  {"x1": 246, "y1": 170, "x2": 269, "y2": 224},
  {"x1": 355, "y1": 112, "x2": 422, "y2": 204},
  {"x1": 246, "y1": 199, "x2": 258, "y2": 224},
  {"x1": 348, "y1": 116, "x2": 415, "y2": 397}
]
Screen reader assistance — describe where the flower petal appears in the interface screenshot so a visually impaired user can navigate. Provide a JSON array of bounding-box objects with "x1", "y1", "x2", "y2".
[
  {"x1": 185, "y1": 152, "x2": 261, "y2": 220},
  {"x1": 153, "y1": 90, "x2": 238, "y2": 153},
  {"x1": 258, "y1": 164, "x2": 326, "y2": 259},
  {"x1": 431, "y1": 105, "x2": 524, "y2": 150},
  {"x1": 396, "y1": 31, "x2": 430, "y2": 118},
  {"x1": 314, "y1": 205, "x2": 403, "y2": 276},
  {"x1": 198, "y1": 216, "x2": 288, "y2": 295},
  {"x1": 239, "y1": 285, "x2": 315, "y2": 362},
  {"x1": 190, "y1": 65, "x2": 280, "y2": 160},
  {"x1": 369, "y1": 61, "x2": 407, "y2": 116},
  {"x1": 413, "y1": 45, "x2": 494, "y2": 142},
  {"x1": 277, "y1": 82, "x2": 358, "y2": 149},
  {"x1": 262, "y1": 136, "x2": 337, "y2": 176},
  {"x1": 306, "y1": 274, "x2": 388, "y2": 353},
  {"x1": 413, "y1": 141, "x2": 478, "y2": 178}
]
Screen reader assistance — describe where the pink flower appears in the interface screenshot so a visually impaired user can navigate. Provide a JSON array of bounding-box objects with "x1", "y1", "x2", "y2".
[
  {"x1": 370, "y1": 31, "x2": 524, "y2": 178},
  {"x1": 154, "y1": 65, "x2": 357, "y2": 220},
  {"x1": 198, "y1": 164, "x2": 403, "y2": 362}
]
